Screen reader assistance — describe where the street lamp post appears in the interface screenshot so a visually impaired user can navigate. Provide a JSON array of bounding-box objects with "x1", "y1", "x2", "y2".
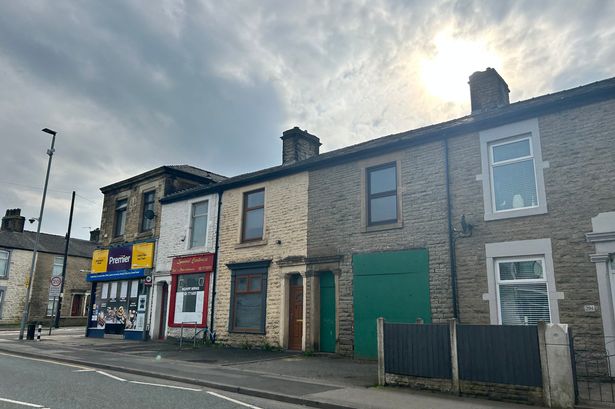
[{"x1": 18, "y1": 128, "x2": 57, "y2": 340}]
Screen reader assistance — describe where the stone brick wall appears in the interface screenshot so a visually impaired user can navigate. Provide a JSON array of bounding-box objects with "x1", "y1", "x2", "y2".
[
  {"x1": 307, "y1": 145, "x2": 453, "y2": 356},
  {"x1": 155, "y1": 193, "x2": 218, "y2": 338},
  {"x1": 99, "y1": 176, "x2": 167, "y2": 247},
  {"x1": 450, "y1": 99, "x2": 615, "y2": 363},
  {"x1": 214, "y1": 172, "x2": 309, "y2": 348},
  {"x1": 29, "y1": 252, "x2": 92, "y2": 321},
  {"x1": 0, "y1": 249, "x2": 30, "y2": 324}
]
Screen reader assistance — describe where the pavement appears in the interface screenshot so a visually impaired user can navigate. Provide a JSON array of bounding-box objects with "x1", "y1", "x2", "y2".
[{"x1": 0, "y1": 327, "x2": 538, "y2": 409}]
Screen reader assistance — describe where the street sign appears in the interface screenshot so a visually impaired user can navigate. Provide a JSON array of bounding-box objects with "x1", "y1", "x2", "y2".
[
  {"x1": 144, "y1": 271, "x2": 153, "y2": 286},
  {"x1": 49, "y1": 276, "x2": 62, "y2": 297}
]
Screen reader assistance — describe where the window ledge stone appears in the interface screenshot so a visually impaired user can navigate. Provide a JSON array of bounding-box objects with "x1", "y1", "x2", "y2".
[
  {"x1": 363, "y1": 221, "x2": 403, "y2": 233},
  {"x1": 235, "y1": 239, "x2": 268, "y2": 249}
]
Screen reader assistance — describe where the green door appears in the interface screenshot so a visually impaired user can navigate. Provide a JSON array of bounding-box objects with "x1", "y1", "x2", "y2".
[
  {"x1": 319, "y1": 271, "x2": 336, "y2": 352},
  {"x1": 353, "y1": 249, "x2": 431, "y2": 359}
]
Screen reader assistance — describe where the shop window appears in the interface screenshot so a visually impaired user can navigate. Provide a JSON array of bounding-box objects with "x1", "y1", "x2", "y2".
[
  {"x1": 169, "y1": 273, "x2": 208, "y2": 327},
  {"x1": 141, "y1": 191, "x2": 156, "y2": 232},
  {"x1": 114, "y1": 198, "x2": 128, "y2": 237},
  {"x1": 0, "y1": 250, "x2": 8, "y2": 278},
  {"x1": 366, "y1": 162, "x2": 398, "y2": 226},
  {"x1": 229, "y1": 264, "x2": 268, "y2": 334},
  {"x1": 190, "y1": 201, "x2": 209, "y2": 248},
  {"x1": 242, "y1": 189, "x2": 264, "y2": 242}
]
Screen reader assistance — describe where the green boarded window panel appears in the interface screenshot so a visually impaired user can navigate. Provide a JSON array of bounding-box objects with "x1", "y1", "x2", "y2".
[
  {"x1": 353, "y1": 249, "x2": 431, "y2": 359},
  {"x1": 320, "y1": 272, "x2": 336, "y2": 353}
]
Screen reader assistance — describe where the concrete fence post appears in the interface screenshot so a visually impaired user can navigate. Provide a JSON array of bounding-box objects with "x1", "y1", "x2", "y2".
[
  {"x1": 538, "y1": 322, "x2": 575, "y2": 408},
  {"x1": 377, "y1": 317, "x2": 385, "y2": 386},
  {"x1": 449, "y1": 318, "x2": 460, "y2": 395}
]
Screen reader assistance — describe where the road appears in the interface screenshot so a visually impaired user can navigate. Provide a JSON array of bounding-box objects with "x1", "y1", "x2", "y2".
[{"x1": 0, "y1": 352, "x2": 307, "y2": 409}]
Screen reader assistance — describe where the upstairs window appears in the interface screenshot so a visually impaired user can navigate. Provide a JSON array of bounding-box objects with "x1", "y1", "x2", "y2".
[
  {"x1": 496, "y1": 258, "x2": 551, "y2": 325},
  {"x1": 490, "y1": 137, "x2": 538, "y2": 212},
  {"x1": 242, "y1": 189, "x2": 264, "y2": 242},
  {"x1": 0, "y1": 250, "x2": 8, "y2": 278},
  {"x1": 190, "y1": 201, "x2": 209, "y2": 248},
  {"x1": 367, "y1": 163, "x2": 398, "y2": 225},
  {"x1": 114, "y1": 198, "x2": 128, "y2": 237},
  {"x1": 52, "y1": 256, "x2": 64, "y2": 277},
  {"x1": 141, "y1": 191, "x2": 156, "y2": 232}
]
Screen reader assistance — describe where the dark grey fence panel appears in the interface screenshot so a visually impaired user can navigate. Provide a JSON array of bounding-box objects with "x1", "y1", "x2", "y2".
[
  {"x1": 457, "y1": 324, "x2": 542, "y2": 387},
  {"x1": 384, "y1": 322, "x2": 451, "y2": 379}
]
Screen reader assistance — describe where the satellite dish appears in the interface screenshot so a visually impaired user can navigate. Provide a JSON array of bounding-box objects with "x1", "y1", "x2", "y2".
[{"x1": 144, "y1": 209, "x2": 156, "y2": 220}]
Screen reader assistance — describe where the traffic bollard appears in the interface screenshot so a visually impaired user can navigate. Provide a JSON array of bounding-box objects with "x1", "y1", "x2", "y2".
[{"x1": 36, "y1": 324, "x2": 42, "y2": 341}]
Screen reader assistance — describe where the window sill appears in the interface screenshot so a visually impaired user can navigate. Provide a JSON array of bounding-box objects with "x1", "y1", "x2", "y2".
[
  {"x1": 484, "y1": 206, "x2": 547, "y2": 221},
  {"x1": 110, "y1": 236, "x2": 125, "y2": 244},
  {"x1": 235, "y1": 239, "x2": 268, "y2": 249},
  {"x1": 363, "y1": 221, "x2": 403, "y2": 233},
  {"x1": 135, "y1": 231, "x2": 154, "y2": 240},
  {"x1": 229, "y1": 329, "x2": 265, "y2": 335}
]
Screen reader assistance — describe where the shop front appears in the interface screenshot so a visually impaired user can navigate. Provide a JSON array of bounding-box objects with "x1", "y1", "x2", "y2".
[
  {"x1": 160, "y1": 253, "x2": 214, "y2": 339},
  {"x1": 86, "y1": 242, "x2": 155, "y2": 340}
]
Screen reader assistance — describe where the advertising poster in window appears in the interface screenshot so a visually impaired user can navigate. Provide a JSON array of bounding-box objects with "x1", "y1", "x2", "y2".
[
  {"x1": 174, "y1": 273, "x2": 205, "y2": 325},
  {"x1": 125, "y1": 280, "x2": 142, "y2": 331}
]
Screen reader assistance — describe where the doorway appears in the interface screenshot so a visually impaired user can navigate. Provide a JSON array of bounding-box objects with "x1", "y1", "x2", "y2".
[
  {"x1": 158, "y1": 282, "x2": 168, "y2": 339},
  {"x1": 71, "y1": 294, "x2": 84, "y2": 316},
  {"x1": 288, "y1": 274, "x2": 303, "y2": 350}
]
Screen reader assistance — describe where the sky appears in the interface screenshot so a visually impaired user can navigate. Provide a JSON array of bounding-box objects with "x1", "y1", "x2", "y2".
[{"x1": 0, "y1": 0, "x2": 614, "y2": 240}]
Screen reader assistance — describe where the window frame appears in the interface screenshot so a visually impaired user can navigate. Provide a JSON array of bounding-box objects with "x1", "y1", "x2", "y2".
[
  {"x1": 114, "y1": 198, "x2": 128, "y2": 237},
  {"x1": 366, "y1": 162, "x2": 399, "y2": 226},
  {"x1": 51, "y1": 256, "x2": 64, "y2": 277},
  {"x1": 479, "y1": 118, "x2": 548, "y2": 221},
  {"x1": 228, "y1": 262, "x2": 269, "y2": 334},
  {"x1": 168, "y1": 271, "x2": 209, "y2": 328},
  {"x1": 0, "y1": 249, "x2": 9, "y2": 279},
  {"x1": 495, "y1": 256, "x2": 551, "y2": 325},
  {"x1": 483, "y1": 238, "x2": 560, "y2": 325},
  {"x1": 140, "y1": 190, "x2": 156, "y2": 232},
  {"x1": 189, "y1": 200, "x2": 209, "y2": 249},
  {"x1": 241, "y1": 189, "x2": 265, "y2": 243}
]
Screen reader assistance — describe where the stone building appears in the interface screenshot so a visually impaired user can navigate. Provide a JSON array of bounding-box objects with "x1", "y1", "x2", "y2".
[
  {"x1": 0, "y1": 208, "x2": 97, "y2": 326},
  {"x1": 86, "y1": 165, "x2": 224, "y2": 340}
]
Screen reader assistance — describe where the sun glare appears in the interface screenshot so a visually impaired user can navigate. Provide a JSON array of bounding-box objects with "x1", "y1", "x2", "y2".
[{"x1": 420, "y1": 32, "x2": 501, "y2": 103}]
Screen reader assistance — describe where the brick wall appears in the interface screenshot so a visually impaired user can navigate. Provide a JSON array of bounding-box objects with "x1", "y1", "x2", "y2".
[
  {"x1": 215, "y1": 172, "x2": 309, "y2": 348},
  {"x1": 0, "y1": 249, "x2": 30, "y2": 324},
  {"x1": 307, "y1": 145, "x2": 453, "y2": 356}
]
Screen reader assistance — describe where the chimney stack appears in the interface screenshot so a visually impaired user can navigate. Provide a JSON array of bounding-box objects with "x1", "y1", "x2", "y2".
[
  {"x1": 89, "y1": 228, "x2": 100, "y2": 243},
  {"x1": 1, "y1": 209, "x2": 25, "y2": 233},
  {"x1": 469, "y1": 68, "x2": 510, "y2": 113},
  {"x1": 281, "y1": 127, "x2": 321, "y2": 164}
]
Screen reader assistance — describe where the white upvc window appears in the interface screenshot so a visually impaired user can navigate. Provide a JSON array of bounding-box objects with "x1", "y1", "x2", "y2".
[
  {"x1": 484, "y1": 238, "x2": 561, "y2": 325},
  {"x1": 496, "y1": 257, "x2": 551, "y2": 325},
  {"x1": 189, "y1": 200, "x2": 209, "y2": 248},
  {"x1": 52, "y1": 256, "x2": 64, "y2": 277},
  {"x1": 479, "y1": 118, "x2": 548, "y2": 221},
  {"x1": 0, "y1": 250, "x2": 8, "y2": 278}
]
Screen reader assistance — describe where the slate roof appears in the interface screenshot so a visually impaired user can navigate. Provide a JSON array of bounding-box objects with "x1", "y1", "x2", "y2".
[
  {"x1": 0, "y1": 230, "x2": 97, "y2": 258},
  {"x1": 162, "y1": 75, "x2": 615, "y2": 204}
]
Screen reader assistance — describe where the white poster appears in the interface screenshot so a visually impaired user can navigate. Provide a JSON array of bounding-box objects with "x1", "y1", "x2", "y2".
[
  {"x1": 101, "y1": 283, "x2": 109, "y2": 299},
  {"x1": 174, "y1": 291, "x2": 204, "y2": 324},
  {"x1": 130, "y1": 280, "x2": 139, "y2": 298}
]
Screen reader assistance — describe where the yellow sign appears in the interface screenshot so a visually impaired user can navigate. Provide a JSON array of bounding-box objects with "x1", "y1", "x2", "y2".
[
  {"x1": 131, "y1": 242, "x2": 154, "y2": 269},
  {"x1": 91, "y1": 249, "x2": 109, "y2": 273}
]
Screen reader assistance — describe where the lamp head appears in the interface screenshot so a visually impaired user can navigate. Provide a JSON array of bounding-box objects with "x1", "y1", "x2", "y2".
[{"x1": 41, "y1": 128, "x2": 57, "y2": 136}]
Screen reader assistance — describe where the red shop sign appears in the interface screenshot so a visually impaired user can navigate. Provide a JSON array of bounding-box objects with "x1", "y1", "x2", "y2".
[{"x1": 171, "y1": 253, "x2": 214, "y2": 274}]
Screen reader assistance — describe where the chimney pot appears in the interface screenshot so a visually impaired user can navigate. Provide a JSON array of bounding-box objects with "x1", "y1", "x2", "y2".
[
  {"x1": 469, "y1": 68, "x2": 510, "y2": 113},
  {"x1": 89, "y1": 228, "x2": 100, "y2": 243},
  {"x1": 280, "y1": 127, "x2": 321, "y2": 164}
]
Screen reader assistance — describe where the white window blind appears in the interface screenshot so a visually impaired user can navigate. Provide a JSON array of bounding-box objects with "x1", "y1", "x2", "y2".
[{"x1": 496, "y1": 258, "x2": 551, "y2": 325}]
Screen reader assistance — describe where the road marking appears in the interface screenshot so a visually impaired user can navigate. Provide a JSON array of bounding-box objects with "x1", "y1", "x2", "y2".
[
  {"x1": 73, "y1": 369, "x2": 96, "y2": 372},
  {"x1": 95, "y1": 370, "x2": 126, "y2": 382},
  {"x1": 0, "y1": 352, "x2": 90, "y2": 370},
  {"x1": 0, "y1": 396, "x2": 48, "y2": 408},
  {"x1": 129, "y1": 381, "x2": 201, "y2": 391},
  {"x1": 206, "y1": 391, "x2": 263, "y2": 409}
]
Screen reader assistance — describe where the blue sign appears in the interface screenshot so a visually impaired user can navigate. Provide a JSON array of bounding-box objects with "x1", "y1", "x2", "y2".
[{"x1": 87, "y1": 269, "x2": 145, "y2": 282}]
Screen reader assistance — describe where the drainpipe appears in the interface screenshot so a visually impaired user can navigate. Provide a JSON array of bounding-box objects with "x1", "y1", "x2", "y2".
[
  {"x1": 444, "y1": 139, "x2": 460, "y2": 320},
  {"x1": 209, "y1": 190, "x2": 223, "y2": 332}
]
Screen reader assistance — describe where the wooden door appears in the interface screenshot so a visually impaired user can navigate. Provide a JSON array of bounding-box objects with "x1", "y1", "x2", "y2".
[
  {"x1": 71, "y1": 294, "x2": 83, "y2": 316},
  {"x1": 319, "y1": 272, "x2": 336, "y2": 352},
  {"x1": 288, "y1": 274, "x2": 303, "y2": 350}
]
